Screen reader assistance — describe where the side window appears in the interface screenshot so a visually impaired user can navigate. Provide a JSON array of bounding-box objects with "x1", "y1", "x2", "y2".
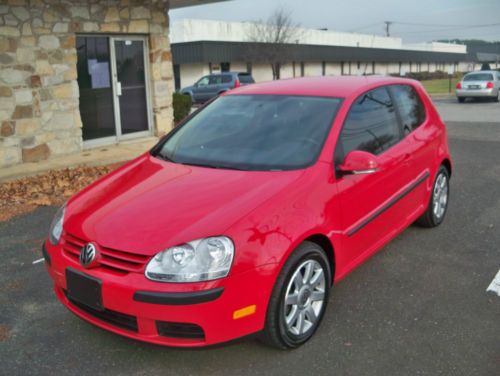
[
  {"x1": 221, "y1": 75, "x2": 232, "y2": 83},
  {"x1": 335, "y1": 87, "x2": 400, "y2": 164},
  {"x1": 208, "y1": 75, "x2": 222, "y2": 85},
  {"x1": 390, "y1": 85, "x2": 426, "y2": 134},
  {"x1": 197, "y1": 76, "x2": 209, "y2": 86}
]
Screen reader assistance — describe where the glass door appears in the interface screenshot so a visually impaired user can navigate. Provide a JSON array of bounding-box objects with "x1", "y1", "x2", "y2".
[
  {"x1": 111, "y1": 38, "x2": 151, "y2": 138},
  {"x1": 77, "y1": 35, "x2": 151, "y2": 146},
  {"x1": 77, "y1": 36, "x2": 117, "y2": 141}
]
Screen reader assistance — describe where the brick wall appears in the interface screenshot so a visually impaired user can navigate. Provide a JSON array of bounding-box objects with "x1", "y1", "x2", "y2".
[{"x1": 0, "y1": 0, "x2": 173, "y2": 167}]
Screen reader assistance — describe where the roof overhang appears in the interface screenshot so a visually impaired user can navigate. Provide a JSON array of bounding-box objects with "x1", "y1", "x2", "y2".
[{"x1": 170, "y1": 0, "x2": 228, "y2": 9}]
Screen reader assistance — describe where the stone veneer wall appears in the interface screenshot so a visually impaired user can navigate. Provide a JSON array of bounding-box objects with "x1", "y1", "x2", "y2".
[{"x1": 0, "y1": 0, "x2": 173, "y2": 167}]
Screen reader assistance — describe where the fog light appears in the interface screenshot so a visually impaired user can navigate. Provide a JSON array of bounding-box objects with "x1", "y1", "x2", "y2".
[{"x1": 233, "y1": 305, "x2": 256, "y2": 319}]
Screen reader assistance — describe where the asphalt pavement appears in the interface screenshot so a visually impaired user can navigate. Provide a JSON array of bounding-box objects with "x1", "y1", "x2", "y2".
[{"x1": 0, "y1": 100, "x2": 499, "y2": 376}]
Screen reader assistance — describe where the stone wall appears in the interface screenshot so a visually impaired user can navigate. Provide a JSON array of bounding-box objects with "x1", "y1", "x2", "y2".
[{"x1": 0, "y1": 0, "x2": 173, "y2": 167}]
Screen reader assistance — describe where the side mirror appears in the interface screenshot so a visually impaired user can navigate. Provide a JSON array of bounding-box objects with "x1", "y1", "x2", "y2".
[{"x1": 338, "y1": 150, "x2": 379, "y2": 175}]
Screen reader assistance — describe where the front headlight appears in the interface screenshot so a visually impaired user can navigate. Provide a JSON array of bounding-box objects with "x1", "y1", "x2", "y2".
[
  {"x1": 49, "y1": 204, "x2": 65, "y2": 245},
  {"x1": 145, "y1": 236, "x2": 234, "y2": 283}
]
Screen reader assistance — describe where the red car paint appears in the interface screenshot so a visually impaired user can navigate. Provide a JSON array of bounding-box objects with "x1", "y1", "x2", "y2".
[{"x1": 44, "y1": 76, "x2": 452, "y2": 347}]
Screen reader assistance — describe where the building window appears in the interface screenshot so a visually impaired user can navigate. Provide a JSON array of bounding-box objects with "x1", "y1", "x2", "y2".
[
  {"x1": 221, "y1": 62, "x2": 230, "y2": 72},
  {"x1": 372, "y1": 61, "x2": 375, "y2": 74},
  {"x1": 293, "y1": 62, "x2": 296, "y2": 77},
  {"x1": 208, "y1": 62, "x2": 213, "y2": 73},
  {"x1": 173, "y1": 64, "x2": 180, "y2": 91},
  {"x1": 246, "y1": 62, "x2": 252, "y2": 74},
  {"x1": 357, "y1": 61, "x2": 361, "y2": 70},
  {"x1": 300, "y1": 62, "x2": 305, "y2": 77},
  {"x1": 322, "y1": 61, "x2": 326, "y2": 76},
  {"x1": 341, "y1": 61, "x2": 344, "y2": 75},
  {"x1": 349, "y1": 62, "x2": 352, "y2": 75}
]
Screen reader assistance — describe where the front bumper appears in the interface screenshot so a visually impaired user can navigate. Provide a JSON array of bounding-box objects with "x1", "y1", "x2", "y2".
[
  {"x1": 43, "y1": 241, "x2": 277, "y2": 347},
  {"x1": 456, "y1": 88, "x2": 496, "y2": 98}
]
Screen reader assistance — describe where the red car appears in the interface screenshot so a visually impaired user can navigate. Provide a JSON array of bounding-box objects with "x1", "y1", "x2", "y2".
[{"x1": 44, "y1": 76, "x2": 452, "y2": 349}]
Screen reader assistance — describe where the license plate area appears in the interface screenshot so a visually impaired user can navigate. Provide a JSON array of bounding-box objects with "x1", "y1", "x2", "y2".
[
  {"x1": 468, "y1": 85, "x2": 481, "y2": 89},
  {"x1": 66, "y1": 268, "x2": 103, "y2": 311}
]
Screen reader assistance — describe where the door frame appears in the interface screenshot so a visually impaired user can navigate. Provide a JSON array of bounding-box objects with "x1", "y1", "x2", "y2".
[{"x1": 81, "y1": 34, "x2": 154, "y2": 149}]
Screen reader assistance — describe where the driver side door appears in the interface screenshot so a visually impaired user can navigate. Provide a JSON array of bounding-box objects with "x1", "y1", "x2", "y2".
[{"x1": 334, "y1": 86, "x2": 419, "y2": 270}]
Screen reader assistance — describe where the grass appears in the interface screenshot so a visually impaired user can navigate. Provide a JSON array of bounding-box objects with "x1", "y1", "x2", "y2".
[{"x1": 420, "y1": 75, "x2": 463, "y2": 95}]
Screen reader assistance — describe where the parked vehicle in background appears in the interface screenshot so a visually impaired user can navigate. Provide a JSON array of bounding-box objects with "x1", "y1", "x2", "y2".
[
  {"x1": 455, "y1": 71, "x2": 500, "y2": 103},
  {"x1": 180, "y1": 72, "x2": 255, "y2": 103}
]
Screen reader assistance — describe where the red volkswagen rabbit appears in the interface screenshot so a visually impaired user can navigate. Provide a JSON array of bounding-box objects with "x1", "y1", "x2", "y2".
[{"x1": 44, "y1": 76, "x2": 451, "y2": 349}]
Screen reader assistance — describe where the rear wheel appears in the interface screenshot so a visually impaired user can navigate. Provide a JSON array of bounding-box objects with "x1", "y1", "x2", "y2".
[
  {"x1": 457, "y1": 97, "x2": 465, "y2": 103},
  {"x1": 260, "y1": 241, "x2": 331, "y2": 349},
  {"x1": 416, "y1": 165, "x2": 450, "y2": 228},
  {"x1": 494, "y1": 91, "x2": 500, "y2": 103}
]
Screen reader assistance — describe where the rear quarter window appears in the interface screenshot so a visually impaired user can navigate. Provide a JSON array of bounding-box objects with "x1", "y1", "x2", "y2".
[
  {"x1": 238, "y1": 74, "x2": 254, "y2": 83},
  {"x1": 390, "y1": 85, "x2": 426, "y2": 134},
  {"x1": 221, "y1": 75, "x2": 232, "y2": 83}
]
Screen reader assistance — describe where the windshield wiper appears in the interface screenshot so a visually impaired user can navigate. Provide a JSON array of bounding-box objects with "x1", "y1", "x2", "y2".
[
  {"x1": 155, "y1": 152, "x2": 176, "y2": 163},
  {"x1": 181, "y1": 161, "x2": 246, "y2": 171}
]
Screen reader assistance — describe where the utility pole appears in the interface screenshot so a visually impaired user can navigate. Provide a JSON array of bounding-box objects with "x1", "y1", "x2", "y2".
[{"x1": 384, "y1": 21, "x2": 392, "y2": 37}]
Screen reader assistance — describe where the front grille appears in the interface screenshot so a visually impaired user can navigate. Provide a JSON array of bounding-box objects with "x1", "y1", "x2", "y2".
[
  {"x1": 61, "y1": 232, "x2": 150, "y2": 274},
  {"x1": 65, "y1": 291, "x2": 138, "y2": 332},
  {"x1": 156, "y1": 321, "x2": 205, "y2": 340}
]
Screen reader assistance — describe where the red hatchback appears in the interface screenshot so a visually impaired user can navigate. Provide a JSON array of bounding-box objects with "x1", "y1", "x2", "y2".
[{"x1": 44, "y1": 76, "x2": 452, "y2": 349}]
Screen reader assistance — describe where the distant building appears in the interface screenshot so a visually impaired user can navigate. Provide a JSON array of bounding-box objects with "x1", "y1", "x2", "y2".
[{"x1": 170, "y1": 19, "x2": 497, "y2": 90}]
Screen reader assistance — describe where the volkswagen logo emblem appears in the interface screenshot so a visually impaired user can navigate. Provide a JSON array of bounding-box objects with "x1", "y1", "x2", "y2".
[{"x1": 80, "y1": 243, "x2": 97, "y2": 267}]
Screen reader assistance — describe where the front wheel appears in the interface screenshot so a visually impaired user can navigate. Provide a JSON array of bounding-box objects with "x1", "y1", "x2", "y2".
[
  {"x1": 260, "y1": 242, "x2": 331, "y2": 349},
  {"x1": 416, "y1": 165, "x2": 450, "y2": 227}
]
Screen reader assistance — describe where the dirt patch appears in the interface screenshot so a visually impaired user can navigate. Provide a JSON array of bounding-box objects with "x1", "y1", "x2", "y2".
[
  {"x1": 0, "y1": 163, "x2": 124, "y2": 222},
  {"x1": 0, "y1": 325, "x2": 12, "y2": 342}
]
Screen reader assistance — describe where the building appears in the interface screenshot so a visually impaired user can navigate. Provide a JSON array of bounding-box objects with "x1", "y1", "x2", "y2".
[
  {"x1": 0, "y1": 0, "x2": 222, "y2": 168},
  {"x1": 171, "y1": 19, "x2": 481, "y2": 90}
]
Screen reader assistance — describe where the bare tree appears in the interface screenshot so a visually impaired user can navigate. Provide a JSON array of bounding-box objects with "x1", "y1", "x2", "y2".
[{"x1": 246, "y1": 6, "x2": 300, "y2": 80}]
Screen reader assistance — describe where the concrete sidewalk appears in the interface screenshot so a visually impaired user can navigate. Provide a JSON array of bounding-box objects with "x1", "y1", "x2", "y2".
[{"x1": 0, "y1": 137, "x2": 159, "y2": 182}]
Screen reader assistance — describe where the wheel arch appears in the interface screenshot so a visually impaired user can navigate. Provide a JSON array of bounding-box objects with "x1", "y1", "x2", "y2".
[
  {"x1": 441, "y1": 158, "x2": 452, "y2": 177},
  {"x1": 303, "y1": 234, "x2": 336, "y2": 285}
]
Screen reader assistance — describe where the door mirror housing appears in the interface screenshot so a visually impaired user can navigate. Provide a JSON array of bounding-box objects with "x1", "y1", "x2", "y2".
[{"x1": 338, "y1": 150, "x2": 379, "y2": 175}]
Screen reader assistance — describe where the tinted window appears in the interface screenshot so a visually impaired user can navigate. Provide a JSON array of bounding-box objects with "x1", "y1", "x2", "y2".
[
  {"x1": 390, "y1": 85, "x2": 426, "y2": 134},
  {"x1": 336, "y1": 87, "x2": 400, "y2": 163},
  {"x1": 463, "y1": 73, "x2": 494, "y2": 81},
  {"x1": 221, "y1": 75, "x2": 232, "y2": 83},
  {"x1": 238, "y1": 73, "x2": 254, "y2": 83},
  {"x1": 208, "y1": 75, "x2": 222, "y2": 85},
  {"x1": 156, "y1": 95, "x2": 342, "y2": 171},
  {"x1": 197, "y1": 76, "x2": 209, "y2": 86}
]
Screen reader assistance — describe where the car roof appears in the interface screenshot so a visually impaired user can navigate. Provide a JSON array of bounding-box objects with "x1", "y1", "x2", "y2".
[
  {"x1": 464, "y1": 71, "x2": 498, "y2": 75},
  {"x1": 227, "y1": 75, "x2": 420, "y2": 98}
]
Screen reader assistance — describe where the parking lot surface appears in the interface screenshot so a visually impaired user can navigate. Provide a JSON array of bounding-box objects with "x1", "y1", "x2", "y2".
[{"x1": 1, "y1": 100, "x2": 499, "y2": 375}]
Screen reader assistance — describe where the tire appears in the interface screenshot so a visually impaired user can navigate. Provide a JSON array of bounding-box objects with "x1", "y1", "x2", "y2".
[
  {"x1": 260, "y1": 241, "x2": 331, "y2": 349},
  {"x1": 457, "y1": 97, "x2": 465, "y2": 103},
  {"x1": 494, "y1": 92, "x2": 499, "y2": 103},
  {"x1": 416, "y1": 165, "x2": 450, "y2": 228}
]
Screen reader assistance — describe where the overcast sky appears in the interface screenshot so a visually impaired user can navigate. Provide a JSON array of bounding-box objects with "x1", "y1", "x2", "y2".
[{"x1": 170, "y1": 0, "x2": 500, "y2": 43}]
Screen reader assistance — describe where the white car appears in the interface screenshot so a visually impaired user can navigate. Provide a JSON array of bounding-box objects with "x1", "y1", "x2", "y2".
[{"x1": 455, "y1": 71, "x2": 500, "y2": 103}]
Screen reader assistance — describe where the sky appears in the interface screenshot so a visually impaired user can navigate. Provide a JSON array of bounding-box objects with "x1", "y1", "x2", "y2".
[{"x1": 170, "y1": 0, "x2": 500, "y2": 43}]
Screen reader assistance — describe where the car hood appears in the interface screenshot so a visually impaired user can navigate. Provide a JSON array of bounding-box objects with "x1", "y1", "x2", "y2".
[{"x1": 65, "y1": 154, "x2": 304, "y2": 255}]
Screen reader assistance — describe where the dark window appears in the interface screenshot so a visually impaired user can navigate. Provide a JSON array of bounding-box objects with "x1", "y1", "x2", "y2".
[
  {"x1": 157, "y1": 95, "x2": 342, "y2": 171},
  {"x1": 208, "y1": 75, "x2": 222, "y2": 85},
  {"x1": 464, "y1": 73, "x2": 494, "y2": 81},
  {"x1": 238, "y1": 73, "x2": 254, "y2": 83},
  {"x1": 322, "y1": 61, "x2": 326, "y2": 76},
  {"x1": 341, "y1": 61, "x2": 344, "y2": 75},
  {"x1": 220, "y1": 62, "x2": 230, "y2": 72},
  {"x1": 335, "y1": 87, "x2": 400, "y2": 164},
  {"x1": 300, "y1": 62, "x2": 305, "y2": 77},
  {"x1": 246, "y1": 62, "x2": 252, "y2": 74},
  {"x1": 221, "y1": 75, "x2": 232, "y2": 83},
  {"x1": 390, "y1": 85, "x2": 426, "y2": 134},
  {"x1": 173, "y1": 64, "x2": 180, "y2": 91}
]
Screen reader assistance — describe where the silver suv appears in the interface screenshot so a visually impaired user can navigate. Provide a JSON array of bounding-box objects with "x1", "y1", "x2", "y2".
[
  {"x1": 456, "y1": 70, "x2": 500, "y2": 103},
  {"x1": 180, "y1": 72, "x2": 255, "y2": 104}
]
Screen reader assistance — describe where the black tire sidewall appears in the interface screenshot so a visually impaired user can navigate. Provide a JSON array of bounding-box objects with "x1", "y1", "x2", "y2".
[{"x1": 430, "y1": 166, "x2": 450, "y2": 226}]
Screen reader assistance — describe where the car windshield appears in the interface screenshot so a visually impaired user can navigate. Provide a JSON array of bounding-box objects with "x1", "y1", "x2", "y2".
[
  {"x1": 155, "y1": 95, "x2": 341, "y2": 171},
  {"x1": 463, "y1": 73, "x2": 494, "y2": 81}
]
